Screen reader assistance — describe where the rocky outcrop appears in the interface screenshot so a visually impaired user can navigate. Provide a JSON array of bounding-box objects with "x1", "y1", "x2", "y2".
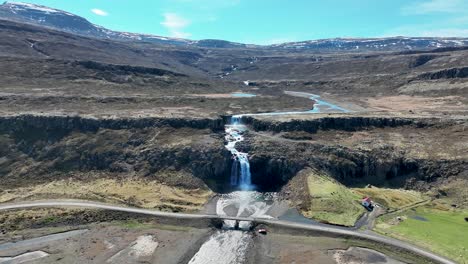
[
  {"x1": 408, "y1": 55, "x2": 438, "y2": 68},
  {"x1": 74, "y1": 61, "x2": 186, "y2": 77},
  {"x1": 246, "y1": 140, "x2": 467, "y2": 191},
  {"x1": 242, "y1": 116, "x2": 430, "y2": 134},
  {"x1": 0, "y1": 114, "x2": 225, "y2": 135},
  {"x1": 419, "y1": 67, "x2": 468, "y2": 79},
  {"x1": 2, "y1": 114, "x2": 465, "y2": 194},
  {"x1": 249, "y1": 154, "x2": 305, "y2": 191},
  {"x1": 0, "y1": 114, "x2": 231, "y2": 191},
  {"x1": 236, "y1": 114, "x2": 468, "y2": 192}
]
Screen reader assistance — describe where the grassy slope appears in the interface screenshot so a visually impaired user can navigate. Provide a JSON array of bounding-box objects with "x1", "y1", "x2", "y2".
[
  {"x1": 0, "y1": 177, "x2": 212, "y2": 212},
  {"x1": 352, "y1": 187, "x2": 427, "y2": 211},
  {"x1": 375, "y1": 204, "x2": 468, "y2": 263},
  {"x1": 303, "y1": 171, "x2": 365, "y2": 226}
]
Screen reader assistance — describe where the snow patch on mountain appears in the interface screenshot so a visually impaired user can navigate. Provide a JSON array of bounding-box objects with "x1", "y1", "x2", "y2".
[
  {"x1": 5, "y1": 1, "x2": 74, "y2": 15},
  {"x1": 1, "y1": 1, "x2": 468, "y2": 51}
]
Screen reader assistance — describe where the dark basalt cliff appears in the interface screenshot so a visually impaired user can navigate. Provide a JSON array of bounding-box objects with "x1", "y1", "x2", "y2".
[
  {"x1": 1, "y1": 114, "x2": 466, "y2": 194},
  {"x1": 408, "y1": 55, "x2": 439, "y2": 68},
  {"x1": 0, "y1": 115, "x2": 230, "y2": 191},
  {"x1": 246, "y1": 141, "x2": 467, "y2": 191},
  {"x1": 0, "y1": 114, "x2": 225, "y2": 133},
  {"x1": 242, "y1": 116, "x2": 431, "y2": 134},
  {"x1": 419, "y1": 67, "x2": 468, "y2": 79},
  {"x1": 74, "y1": 61, "x2": 186, "y2": 77},
  {"x1": 236, "y1": 116, "x2": 467, "y2": 192}
]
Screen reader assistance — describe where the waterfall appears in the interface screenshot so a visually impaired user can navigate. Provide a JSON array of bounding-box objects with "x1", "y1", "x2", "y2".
[
  {"x1": 230, "y1": 153, "x2": 252, "y2": 190},
  {"x1": 230, "y1": 153, "x2": 252, "y2": 191},
  {"x1": 190, "y1": 93, "x2": 348, "y2": 264},
  {"x1": 238, "y1": 154, "x2": 252, "y2": 190},
  {"x1": 230, "y1": 159, "x2": 238, "y2": 186},
  {"x1": 225, "y1": 115, "x2": 253, "y2": 191},
  {"x1": 231, "y1": 115, "x2": 241, "y2": 125}
]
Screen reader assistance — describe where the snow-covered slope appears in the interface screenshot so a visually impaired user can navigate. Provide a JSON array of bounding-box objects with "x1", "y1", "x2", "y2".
[
  {"x1": 1, "y1": 1, "x2": 467, "y2": 51},
  {"x1": 5, "y1": 1, "x2": 73, "y2": 15},
  {"x1": 0, "y1": 1, "x2": 194, "y2": 46},
  {"x1": 270, "y1": 37, "x2": 468, "y2": 52}
]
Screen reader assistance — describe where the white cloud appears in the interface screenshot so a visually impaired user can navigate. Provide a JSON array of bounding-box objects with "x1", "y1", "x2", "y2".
[
  {"x1": 160, "y1": 13, "x2": 191, "y2": 38},
  {"x1": 402, "y1": 0, "x2": 465, "y2": 15},
  {"x1": 393, "y1": 0, "x2": 468, "y2": 37},
  {"x1": 91, "y1": 8, "x2": 108, "y2": 16},
  {"x1": 161, "y1": 13, "x2": 190, "y2": 29}
]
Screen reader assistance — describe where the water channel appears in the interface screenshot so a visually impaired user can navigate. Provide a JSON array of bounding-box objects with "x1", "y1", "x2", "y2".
[{"x1": 188, "y1": 92, "x2": 348, "y2": 264}]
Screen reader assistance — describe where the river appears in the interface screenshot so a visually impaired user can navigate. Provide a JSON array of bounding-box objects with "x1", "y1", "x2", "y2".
[{"x1": 188, "y1": 92, "x2": 348, "y2": 264}]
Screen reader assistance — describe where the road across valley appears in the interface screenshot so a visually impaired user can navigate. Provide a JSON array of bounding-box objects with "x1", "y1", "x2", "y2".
[{"x1": 0, "y1": 200, "x2": 455, "y2": 264}]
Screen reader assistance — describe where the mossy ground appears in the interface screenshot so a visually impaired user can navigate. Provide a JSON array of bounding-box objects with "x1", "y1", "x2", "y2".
[
  {"x1": 375, "y1": 203, "x2": 468, "y2": 263},
  {"x1": 0, "y1": 177, "x2": 213, "y2": 212},
  {"x1": 302, "y1": 171, "x2": 365, "y2": 226},
  {"x1": 352, "y1": 187, "x2": 427, "y2": 211}
]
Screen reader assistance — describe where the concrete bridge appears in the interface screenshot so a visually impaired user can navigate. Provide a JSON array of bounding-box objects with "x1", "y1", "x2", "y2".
[
  {"x1": 0, "y1": 200, "x2": 260, "y2": 231},
  {"x1": 0, "y1": 200, "x2": 256, "y2": 222}
]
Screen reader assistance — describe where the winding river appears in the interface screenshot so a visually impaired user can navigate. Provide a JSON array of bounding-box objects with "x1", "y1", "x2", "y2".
[{"x1": 188, "y1": 92, "x2": 348, "y2": 264}]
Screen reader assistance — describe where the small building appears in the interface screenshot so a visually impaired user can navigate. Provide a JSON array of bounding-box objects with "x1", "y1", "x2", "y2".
[
  {"x1": 361, "y1": 197, "x2": 371, "y2": 207},
  {"x1": 361, "y1": 197, "x2": 374, "y2": 211}
]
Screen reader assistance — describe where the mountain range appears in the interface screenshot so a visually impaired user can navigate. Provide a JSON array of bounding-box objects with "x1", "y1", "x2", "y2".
[{"x1": 1, "y1": 1, "x2": 468, "y2": 52}]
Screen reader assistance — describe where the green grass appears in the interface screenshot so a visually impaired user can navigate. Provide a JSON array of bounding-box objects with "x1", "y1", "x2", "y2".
[
  {"x1": 42, "y1": 216, "x2": 58, "y2": 224},
  {"x1": 303, "y1": 171, "x2": 365, "y2": 226},
  {"x1": 352, "y1": 187, "x2": 426, "y2": 211},
  {"x1": 375, "y1": 205, "x2": 468, "y2": 263},
  {"x1": 115, "y1": 220, "x2": 192, "y2": 232},
  {"x1": 115, "y1": 220, "x2": 155, "y2": 229}
]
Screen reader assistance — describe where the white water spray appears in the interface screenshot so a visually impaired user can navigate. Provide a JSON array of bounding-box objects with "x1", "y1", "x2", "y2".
[
  {"x1": 189, "y1": 92, "x2": 348, "y2": 264},
  {"x1": 225, "y1": 115, "x2": 253, "y2": 191}
]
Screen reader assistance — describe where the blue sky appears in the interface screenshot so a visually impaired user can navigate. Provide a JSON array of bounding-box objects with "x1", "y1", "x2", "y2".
[{"x1": 13, "y1": 0, "x2": 468, "y2": 44}]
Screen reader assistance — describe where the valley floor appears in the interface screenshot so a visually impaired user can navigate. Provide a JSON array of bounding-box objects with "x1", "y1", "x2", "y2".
[
  {"x1": 0, "y1": 209, "x2": 435, "y2": 264},
  {"x1": 0, "y1": 92, "x2": 466, "y2": 263}
]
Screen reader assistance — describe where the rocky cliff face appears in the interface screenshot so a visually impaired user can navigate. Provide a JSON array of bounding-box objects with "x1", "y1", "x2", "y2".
[
  {"x1": 238, "y1": 116, "x2": 467, "y2": 192},
  {"x1": 408, "y1": 55, "x2": 439, "y2": 68},
  {"x1": 0, "y1": 114, "x2": 225, "y2": 133},
  {"x1": 242, "y1": 116, "x2": 431, "y2": 134},
  {"x1": 0, "y1": 115, "x2": 231, "y2": 191},
  {"x1": 245, "y1": 136, "x2": 467, "y2": 192},
  {"x1": 1, "y1": 114, "x2": 466, "y2": 194},
  {"x1": 419, "y1": 67, "x2": 468, "y2": 79}
]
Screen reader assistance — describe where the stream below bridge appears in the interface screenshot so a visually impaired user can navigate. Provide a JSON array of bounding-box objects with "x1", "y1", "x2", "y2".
[{"x1": 188, "y1": 92, "x2": 348, "y2": 264}]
